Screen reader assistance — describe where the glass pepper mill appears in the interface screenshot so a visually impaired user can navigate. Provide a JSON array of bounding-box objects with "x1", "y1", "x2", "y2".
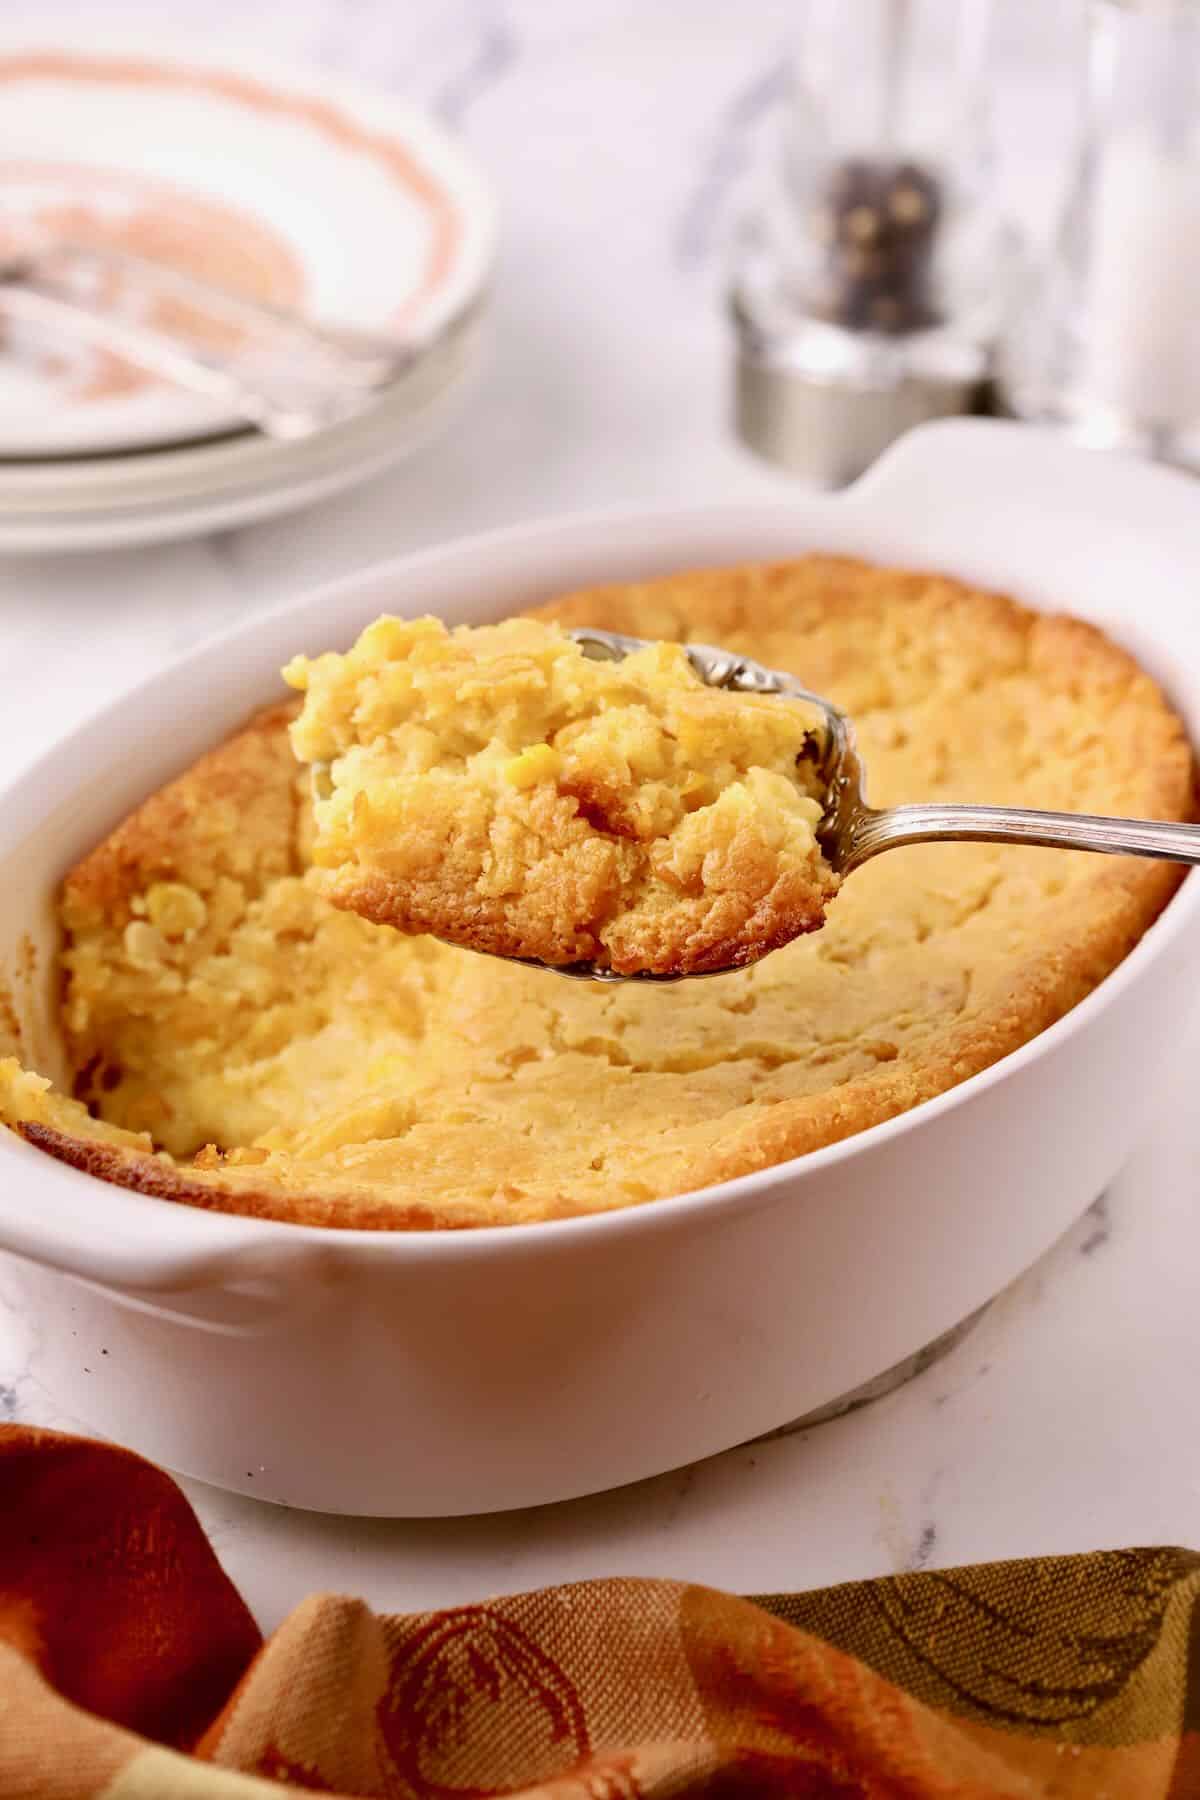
[
  {"x1": 999, "y1": 0, "x2": 1200, "y2": 468},
  {"x1": 731, "y1": 0, "x2": 1021, "y2": 486}
]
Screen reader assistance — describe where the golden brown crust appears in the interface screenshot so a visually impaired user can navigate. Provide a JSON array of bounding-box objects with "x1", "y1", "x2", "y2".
[
  {"x1": 328, "y1": 846, "x2": 836, "y2": 978},
  {"x1": 3, "y1": 555, "x2": 1193, "y2": 1230},
  {"x1": 63, "y1": 699, "x2": 301, "y2": 931},
  {"x1": 14, "y1": 1121, "x2": 470, "y2": 1231}
]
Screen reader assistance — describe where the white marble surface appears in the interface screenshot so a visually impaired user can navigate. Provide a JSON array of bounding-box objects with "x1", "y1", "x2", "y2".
[{"x1": 1, "y1": 0, "x2": 1197, "y2": 1633}]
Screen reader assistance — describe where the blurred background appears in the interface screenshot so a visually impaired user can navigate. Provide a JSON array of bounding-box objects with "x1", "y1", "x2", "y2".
[
  {"x1": 0, "y1": 0, "x2": 1172, "y2": 764},
  {"x1": 0, "y1": 1, "x2": 1090, "y2": 532}
]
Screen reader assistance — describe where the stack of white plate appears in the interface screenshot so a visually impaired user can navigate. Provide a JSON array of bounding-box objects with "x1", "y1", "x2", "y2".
[{"x1": 0, "y1": 30, "x2": 495, "y2": 551}]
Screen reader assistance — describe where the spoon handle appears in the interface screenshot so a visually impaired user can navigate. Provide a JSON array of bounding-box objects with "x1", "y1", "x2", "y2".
[{"x1": 843, "y1": 803, "x2": 1200, "y2": 874}]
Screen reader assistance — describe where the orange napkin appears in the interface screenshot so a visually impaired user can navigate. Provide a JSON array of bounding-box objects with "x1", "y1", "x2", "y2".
[{"x1": 1, "y1": 1423, "x2": 1197, "y2": 1797}]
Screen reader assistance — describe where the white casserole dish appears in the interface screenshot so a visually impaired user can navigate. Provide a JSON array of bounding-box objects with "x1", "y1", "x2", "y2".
[{"x1": 0, "y1": 420, "x2": 1197, "y2": 1517}]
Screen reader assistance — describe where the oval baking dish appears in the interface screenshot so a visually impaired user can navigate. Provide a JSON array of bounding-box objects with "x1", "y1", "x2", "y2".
[{"x1": 0, "y1": 419, "x2": 1197, "y2": 1516}]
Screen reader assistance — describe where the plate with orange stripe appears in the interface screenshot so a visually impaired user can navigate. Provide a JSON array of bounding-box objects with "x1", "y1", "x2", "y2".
[{"x1": 0, "y1": 30, "x2": 495, "y2": 460}]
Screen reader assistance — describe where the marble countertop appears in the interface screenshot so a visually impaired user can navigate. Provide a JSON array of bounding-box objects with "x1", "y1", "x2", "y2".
[{"x1": 0, "y1": 0, "x2": 1196, "y2": 1633}]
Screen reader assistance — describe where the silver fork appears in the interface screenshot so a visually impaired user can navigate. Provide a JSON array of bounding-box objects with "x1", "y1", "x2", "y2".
[
  {"x1": 0, "y1": 240, "x2": 414, "y2": 441},
  {"x1": 554, "y1": 626, "x2": 1200, "y2": 982}
]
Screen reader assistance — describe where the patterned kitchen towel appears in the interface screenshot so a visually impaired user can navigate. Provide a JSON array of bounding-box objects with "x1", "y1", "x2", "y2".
[{"x1": 1, "y1": 1425, "x2": 1199, "y2": 1797}]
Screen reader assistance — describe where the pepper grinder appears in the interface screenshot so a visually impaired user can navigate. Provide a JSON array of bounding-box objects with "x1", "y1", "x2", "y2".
[
  {"x1": 731, "y1": 0, "x2": 1021, "y2": 486},
  {"x1": 999, "y1": 0, "x2": 1200, "y2": 469}
]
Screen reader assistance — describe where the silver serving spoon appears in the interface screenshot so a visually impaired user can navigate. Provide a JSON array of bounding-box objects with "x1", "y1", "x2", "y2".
[{"x1": 537, "y1": 626, "x2": 1200, "y2": 983}]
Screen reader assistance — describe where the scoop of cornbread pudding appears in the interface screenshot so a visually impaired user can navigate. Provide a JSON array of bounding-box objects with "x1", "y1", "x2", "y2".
[
  {"x1": 0, "y1": 556, "x2": 1192, "y2": 1229},
  {"x1": 284, "y1": 616, "x2": 837, "y2": 975}
]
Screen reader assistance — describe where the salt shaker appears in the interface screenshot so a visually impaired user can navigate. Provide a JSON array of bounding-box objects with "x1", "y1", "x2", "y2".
[
  {"x1": 731, "y1": 0, "x2": 1021, "y2": 486},
  {"x1": 999, "y1": 0, "x2": 1200, "y2": 466}
]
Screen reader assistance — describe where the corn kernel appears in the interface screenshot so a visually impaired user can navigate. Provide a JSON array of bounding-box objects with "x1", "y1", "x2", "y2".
[
  {"x1": 360, "y1": 615, "x2": 425, "y2": 661},
  {"x1": 366, "y1": 1054, "x2": 406, "y2": 1084},
  {"x1": 122, "y1": 921, "x2": 167, "y2": 967},
  {"x1": 503, "y1": 744, "x2": 562, "y2": 788},
  {"x1": 144, "y1": 882, "x2": 207, "y2": 939}
]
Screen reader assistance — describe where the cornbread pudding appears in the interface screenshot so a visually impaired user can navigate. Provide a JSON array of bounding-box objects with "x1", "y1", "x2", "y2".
[
  {"x1": 283, "y1": 615, "x2": 837, "y2": 974},
  {"x1": 0, "y1": 557, "x2": 1192, "y2": 1230}
]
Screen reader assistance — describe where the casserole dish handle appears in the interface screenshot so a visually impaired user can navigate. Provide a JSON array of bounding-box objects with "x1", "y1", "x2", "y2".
[
  {"x1": 0, "y1": 1141, "x2": 327, "y2": 1330},
  {"x1": 844, "y1": 421, "x2": 1200, "y2": 674}
]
